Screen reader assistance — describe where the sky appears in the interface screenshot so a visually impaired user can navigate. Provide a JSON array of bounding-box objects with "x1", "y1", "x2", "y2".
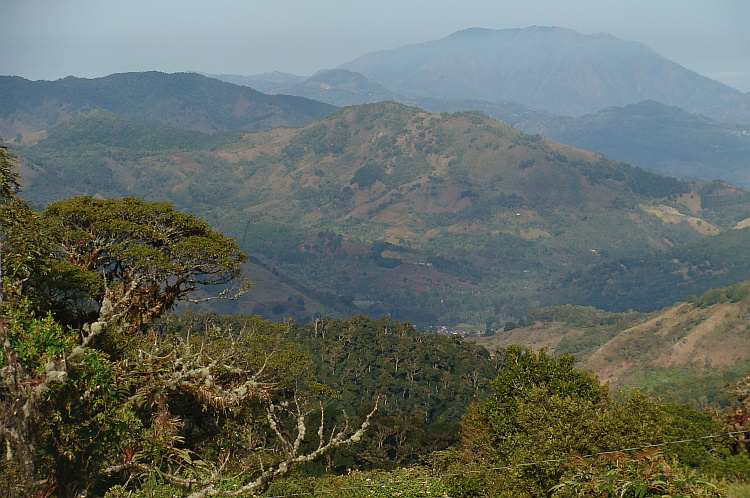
[{"x1": 2, "y1": 0, "x2": 749, "y2": 92}]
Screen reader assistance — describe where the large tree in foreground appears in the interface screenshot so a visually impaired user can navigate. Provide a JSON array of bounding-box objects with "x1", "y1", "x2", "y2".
[
  {"x1": 1, "y1": 302, "x2": 377, "y2": 497},
  {"x1": 40, "y1": 196, "x2": 251, "y2": 332}
]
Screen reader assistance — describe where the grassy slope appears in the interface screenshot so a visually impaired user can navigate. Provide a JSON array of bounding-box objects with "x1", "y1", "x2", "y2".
[{"x1": 472, "y1": 281, "x2": 750, "y2": 406}]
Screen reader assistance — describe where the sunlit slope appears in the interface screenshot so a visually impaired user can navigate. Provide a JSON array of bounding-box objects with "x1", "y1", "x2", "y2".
[{"x1": 474, "y1": 281, "x2": 750, "y2": 406}]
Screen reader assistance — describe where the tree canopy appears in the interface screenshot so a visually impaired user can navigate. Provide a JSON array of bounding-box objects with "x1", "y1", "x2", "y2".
[{"x1": 41, "y1": 196, "x2": 249, "y2": 332}]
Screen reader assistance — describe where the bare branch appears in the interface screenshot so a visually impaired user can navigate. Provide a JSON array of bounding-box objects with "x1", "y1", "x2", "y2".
[{"x1": 97, "y1": 392, "x2": 380, "y2": 497}]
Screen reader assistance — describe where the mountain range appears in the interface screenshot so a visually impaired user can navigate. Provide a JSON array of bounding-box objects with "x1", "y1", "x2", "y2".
[
  {"x1": 215, "y1": 69, "x2": 750, "y2": 189},
  {"x1": 338, "y1": 26, "x2": 750, "y2": 122},
  {"x1": 5, "y1": 25, "x2": 750, "y2": 330},
  {"x1": 13, "y1": 103, "x2": 750, "y2": 328},
  {"x1": 0, "y1": 71, "x2": 335, "y2": 138},
  {"x1": 519, "y1": 100, "x2": 750, "y2": 189}
]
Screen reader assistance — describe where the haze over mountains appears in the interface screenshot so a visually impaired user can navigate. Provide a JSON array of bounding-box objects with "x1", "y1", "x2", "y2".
[
  {"x1": 522, "y1": 101, "x2": 750, "y2": 189},
  {"x1": 3, "y1": 24, "x2": 750, "y2": 328},
  {"x1": 338, "y1": 26, "x2": 750, "y2": 123},
  {"x1": 0, "y1": 71, "x2": 335, "y2": 137},
  {"x1": 207, "y1": 26, "x2": 750, "y2": 188},
  {"x1": 227, "y1": 69, "x2": 750, "y2": 189},
  {"x1": 6, "y1": 16, "x2": 750, "y2": 494}
]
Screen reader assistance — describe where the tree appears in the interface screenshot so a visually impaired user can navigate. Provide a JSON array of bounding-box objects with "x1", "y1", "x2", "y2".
[
  {"x1": 0, "y1": 140, "x2": 21, "y2": 204},
  {"x1": 714, "y1": 373, "x2": 750, "y2": 455},
  {"x1": 40, "y1": 196, "x2": 250, "y2": 332},
  {"x1": 0, "y1": 303, "x2": 377, "y2": 496},
  {"x1": 0, "y1": 152, "x2": 377, "y2": 495},
  {"x1": 0, "y1": 140, "x2": 31, "y2": 302},
  {"x1": 462, "y1": 346, "x2": 608, "y2": 459},
  {"x1": 459, "y1": 347, "x2": 670, "y2": 496}
]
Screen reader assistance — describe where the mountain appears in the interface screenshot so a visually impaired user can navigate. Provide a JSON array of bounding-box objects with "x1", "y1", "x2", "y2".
[
  {"x1": 266, "y1": 69, "x2": 400, "y2": 106},
  {"x1": 212, "y1": 69, "x2": 553, "y2": 127},
  {"x1": 0, "y1": 71, "x2": 336, "y2": 138},
  {"x1": 473, "y1": 280, "x2": 750, "y2": 407},
  {"x1": 15, "y1": 102, "x2": 750, "y2": 328},
  {"x1": 206, "y1": 71, "x2": 307, "y2": 93},
  {"x1": 339, "y1": 26, "x2": 750, "y2": 122},
  {"x1": 208, "y1": 67, "x2": 750, "y2": 189},
  {"x1": 516, "y1": 100, "x2": 750, "y2": 189}
]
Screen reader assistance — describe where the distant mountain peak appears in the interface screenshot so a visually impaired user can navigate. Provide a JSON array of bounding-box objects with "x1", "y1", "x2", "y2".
[{"x1": 339, "y1": 27, "x2": 749, "y2": 122}]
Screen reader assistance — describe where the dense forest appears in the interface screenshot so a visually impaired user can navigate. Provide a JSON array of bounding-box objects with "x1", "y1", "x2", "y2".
[{"x1": 2, "y1": 140, "x2": 750, "y2": 497}]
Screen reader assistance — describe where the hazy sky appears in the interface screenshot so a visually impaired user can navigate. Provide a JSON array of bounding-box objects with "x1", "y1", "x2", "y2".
[{"x1": 2, "y1": 0, "x2": 749, "y2": 92}]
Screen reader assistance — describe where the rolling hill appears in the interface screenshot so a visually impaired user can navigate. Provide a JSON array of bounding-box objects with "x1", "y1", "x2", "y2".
[
  {"x1": 339, "y1": 26, "x2": 750, "y2": 122},
  {"x1": 215, "y1": 71, "x2": 750, "y2": 189},
  {"x1": 518, "y1": 100, "x2": 750, "y2": 189},
  {"x1": 14, "y1": 102, "x2": 750, "y2": 327},
  {"x1": 473, "y1": 281, "x2": 750, "y2": 407},
  {"x1": 0, "y1": 71, "x2": 336, "y2": 138}
]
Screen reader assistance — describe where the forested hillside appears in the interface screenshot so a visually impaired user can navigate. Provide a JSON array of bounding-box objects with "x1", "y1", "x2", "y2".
[
  {"x1": 213, "y1": 69, "x2": 750, "y2": 190},
  {"x1": 156, "y1": 312, "x2": 502, "y2": 471},
  {"x1": 14, "y1": 102, "x2": 750, "y2": 327},
  {"x1": 520, "y1": 100, "x2": 750, "y2": 189}
]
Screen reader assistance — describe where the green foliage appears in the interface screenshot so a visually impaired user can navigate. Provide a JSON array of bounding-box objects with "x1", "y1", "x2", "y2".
[
  {"x1": 690, "y1": 281, "x2": 750, "y2": 308},
  {"x1": 265, "y1": 465, "x2": 450, "y2": 498},
  {"x1": 160, "y1": 312, "x2": 502, "y2": 472},
  {"x1": 1, "y1": 294, "x2": 374, "y2": 496},
  {"x1": 484, "y1": 346, "x2": 607, "y2": 415},
  {"x1": 0, "y1": 142, "x2": 56, "y2": 309},
  {"x1": 552, "y1": 449, "x2": 722, "y2": 497},
  {"x1": 41, "y1": 196, "x2": 248, "y2": 331},
  {"x1": 0, "y1": 158, "x2": 371, "y2": 495},
  {"x1": 0, "y1": 139, "x2": 22, "y2": 202},
  {"x1": 40, "y1": 110, "x2": 245, "y2": 152},
  {"x1": 351, "y1": 161, "x2": 386, "y2": 188},
  {"x1": 1, "y1": 300, "x2": 73, "y2": 377},
  {"x1": 0, "y1": 299, "x2": 143, "y2": 493},
  {"x1": 459, "y1": 347, "x2": 739, "y2": 496},
  {"x1": 557, "y1": 230, "x2": 750, "y2": 313},
  {"x1": 0, "y1": 200, "x2": 51, "y2": 300},
  {"x1": 712, "y1": 373, "x2": 750, "y2": 462},
  {"x1": 631, "y1": 360, "x2": 750, "y2": 408},
  {"x1": 461, "y1": 347, "x2": 608, "y2": 494}
]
